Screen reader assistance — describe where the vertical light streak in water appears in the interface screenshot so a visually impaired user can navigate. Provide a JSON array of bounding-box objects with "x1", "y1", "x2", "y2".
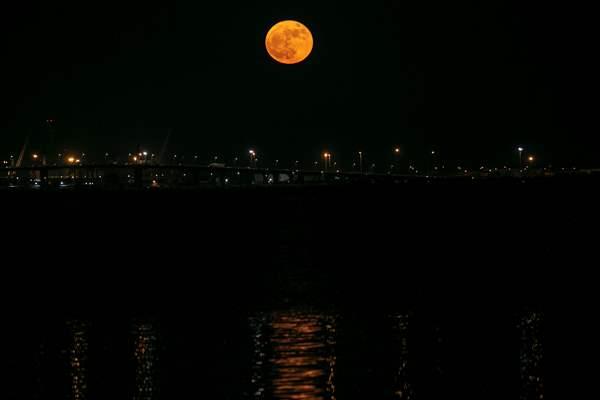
[
  {"x1": 249, "y1": 315, "x2": 268, "y2": 399},
  {"x1": 33, "y1": 343, "x2": 43, "y2": 400},
  {"x1": 391, "y1": 314, "x2": 414, "y2": 399},
  {"x1": 132, "y1": 320, "x2": 158, "y2": 400},
  {"x1": 519, "y1": 311, "x2": 544, "y2": 400},
  {"x1": 67, "y1": 321, "x2": 88, "y2": 400},
  {"x1": 433, "y1": 325, "x2": 444, "y2": 379},
  {"x1": 249, "y1": 311, "x2": 337, "y2": 400},
  {"x1": 324, "y1": 317, "x2": 336, "y2": 400}
]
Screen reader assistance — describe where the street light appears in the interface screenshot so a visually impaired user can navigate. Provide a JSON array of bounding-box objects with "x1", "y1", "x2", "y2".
[
  {"x1": 358, "y1": 151, "x2": 363, "y2": 174},
  {"x1": 67, "y1": 156, "x2": 76, "y2": 179},
  {"x1": 323, "y1": 152, "x2": 331, "y2": 170},
  {"x1": 517, "y1": 147, "x2": 524, "y2": 169},
  {"x1": 249, "y1": 149, "x2": 256, "y2": 167},
  {"x1": 430, "y1": 150, "x2": 437, "y2": 175},
  {"x1": 393, "y1": 147, "x2": 401, "y2": 173}
]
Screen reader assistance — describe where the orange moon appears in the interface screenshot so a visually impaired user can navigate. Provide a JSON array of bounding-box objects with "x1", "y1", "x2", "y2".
[{"x1": 265, "y1": 20, "x2": 313, "y2": 65}]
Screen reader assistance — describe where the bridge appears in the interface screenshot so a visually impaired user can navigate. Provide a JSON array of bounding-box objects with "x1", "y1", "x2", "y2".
[{"x1": 1, "y1": 164, "x2": 424, "y2": 189}]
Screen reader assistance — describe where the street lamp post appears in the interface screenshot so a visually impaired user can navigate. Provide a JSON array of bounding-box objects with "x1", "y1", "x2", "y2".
[
  {"x1": 358, "y1": 151, "x2": 363, "y2": 174},
  {"x1": 527, "y1": 155, "x2": 535, "y2": 174},
  {"x1": 393, "y1": 147, "x2": 401, "y2": 174},
  {"x1": 323, "y1": 152, "x2": 331, "y2": 171},
  {"x1": 67, "y1": 156, "x2": 76, "y2": 179},
  {"x1": 517, "y1": 147, "x2": 524, "y2": 170}
]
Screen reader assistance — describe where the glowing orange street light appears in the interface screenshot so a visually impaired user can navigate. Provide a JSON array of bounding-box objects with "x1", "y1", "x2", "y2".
[
  {"x1": 528, "y1": 155, "x2": 535, "y2": 162},
  {"x1": 67, "y1": 157, "x2": 76, "y2": 164},
  {"x1": 32, "y1": 154, "x2": 39, "y2": 160},
  {"x1": 393, "y1": 148, "x2": 401, "y2": 174},
  {"x1": 323, "y1": 152, "x2": 331, "y2": 170}
]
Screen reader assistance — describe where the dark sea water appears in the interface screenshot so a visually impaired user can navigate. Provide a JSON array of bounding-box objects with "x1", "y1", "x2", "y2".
[
  {"x1": 6, "y1": 309, "x2": 543, "y2": 399},
  {"x1": 3, "y1": 181, "x2": 598, "y2": 398}
]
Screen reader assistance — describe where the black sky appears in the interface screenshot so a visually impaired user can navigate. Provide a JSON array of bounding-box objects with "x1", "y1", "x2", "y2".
[{"x1": 1, "y1": 1, "x2": 597, "y2": 167}]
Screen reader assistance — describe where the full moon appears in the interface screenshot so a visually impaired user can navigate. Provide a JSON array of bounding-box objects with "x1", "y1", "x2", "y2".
[{"x1": 265, "y1": 20, "x2": 314, "y2": 65}]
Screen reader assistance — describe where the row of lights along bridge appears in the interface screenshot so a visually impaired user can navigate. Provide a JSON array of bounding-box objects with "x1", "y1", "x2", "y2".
[{"x1": 3, "y1": 146, "x2": 537, "y2": 174}]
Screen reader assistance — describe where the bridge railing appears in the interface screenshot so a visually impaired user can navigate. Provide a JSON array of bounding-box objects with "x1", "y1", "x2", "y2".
[{"x1": 1, "y1": 164, "x2": 420, "y2": 189}]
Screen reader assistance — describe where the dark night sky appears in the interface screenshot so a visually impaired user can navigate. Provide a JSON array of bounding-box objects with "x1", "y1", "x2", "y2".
[{"x1": 1, "y1": 1, "x2": 597, "y2": 167}]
